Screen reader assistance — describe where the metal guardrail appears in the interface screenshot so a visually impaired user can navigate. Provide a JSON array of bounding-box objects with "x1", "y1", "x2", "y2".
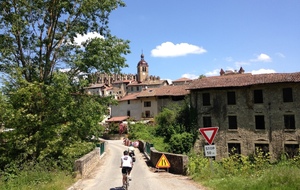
[
  {"x1": 96, "y1": 142, "x2": 105, "y2": 155},
  {"x1": 145, "y1": 142, "x2": 153, "y2": 155}
]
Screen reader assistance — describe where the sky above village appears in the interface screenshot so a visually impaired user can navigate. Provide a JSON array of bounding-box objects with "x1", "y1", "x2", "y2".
[{"x1": 78, "y1": 0, "x2": 300, "y2": 81}]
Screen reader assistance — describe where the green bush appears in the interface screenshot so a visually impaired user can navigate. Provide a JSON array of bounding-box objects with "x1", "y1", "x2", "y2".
[
  {"x1": 168, "y1": 132, "x2": 194, "y2": 154},
  {"x1": 127, "y1": 123, "x2": 156, "y2": 141}
]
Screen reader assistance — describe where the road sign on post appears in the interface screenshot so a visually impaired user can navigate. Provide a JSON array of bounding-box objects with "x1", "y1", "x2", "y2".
[
  {"x1": 204, "y1": 145, "x2": 216, "y2": 157},
  {"x1": 156, "y1": 154, "x2": 171, "y2": 168},
  {"x1": 199, "y1": 127, "x2": 219, "y2": 145}
]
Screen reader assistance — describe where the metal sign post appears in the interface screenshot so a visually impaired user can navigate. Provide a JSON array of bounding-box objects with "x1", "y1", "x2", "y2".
[{"x1": 199, "y1": 127, "x2": 219, "y2": 175}]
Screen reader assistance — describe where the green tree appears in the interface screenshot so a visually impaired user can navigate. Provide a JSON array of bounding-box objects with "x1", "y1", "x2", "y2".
[
  {"x1": 155, "y1": 108, "x2": 181, "y2": 140},
  {"x1": 154, "y1": 101, "x2": 198, "y2": 154},
  {"x1": 0, "y1": 0, "x2": 130, "y2": 171},
  {"x1": 176, "y1": 98, "x2": 198, "y2": 134},
  {"x1": 168, "y1": 132, "x2": 194, "y2": 154},
  {"x1": 199, "y1": 74, "x2": 206, "y2": 79}
]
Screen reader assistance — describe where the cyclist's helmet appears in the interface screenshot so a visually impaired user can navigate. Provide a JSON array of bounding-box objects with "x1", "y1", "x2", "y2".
[{"x1": 123, "y1": 150, "x2": 129, "y2": 155}]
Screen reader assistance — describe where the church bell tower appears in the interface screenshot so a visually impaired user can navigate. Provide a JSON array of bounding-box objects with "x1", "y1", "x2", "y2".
[{"x1": 137, "y1": 54, "x2": 149, "y2": 83}]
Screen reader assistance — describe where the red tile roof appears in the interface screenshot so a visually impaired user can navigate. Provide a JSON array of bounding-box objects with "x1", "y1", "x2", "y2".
[
  {"x1": 172, "y1": 77, "x2": 192, "y2": 82},
  {"x1": 187, "y1": 72, "x2": 300, "y2": 90},
  {"x1": 119, "y1": 92, "x2": 140, "y2": 101},
  {"x1": 138, "y1": 85, "x2": 190, "y2": 97},
  {"x1": 84, "y1": 83, "x2": 107, "y2": 89},
  {"x1": 106, "y1": 116, "x2": 129, "y2": 122}
]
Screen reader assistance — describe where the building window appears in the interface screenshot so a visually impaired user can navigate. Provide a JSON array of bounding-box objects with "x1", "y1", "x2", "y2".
[
  {"x1": 127, "y1": 100, "x2": 130, "y2": 104},
  {"x1": 228, "y1": 116, "x2": 237, "y2": 129},
  {"x1": 137, "y1": 86, "x2": 139, "y2": 91},
  {"x1": 284, "y1": 144, "x2": 299, "y2": 158},
  {"x1": 203, "y1": 116, "x2": 212, "y2": 127},
  {"x1": 228, "y1": 143, "x2": 241, "y2": 156},
  {"x1": 255, "y1": 115, "x2": 265, "y2": 129},
  {"x1": 255, "y1": 143, "x2": 269, "y2": 156},
  {"x1": 202, "y1": 93, "x2": 210, "y2": 106},
  {"x1": 127, "y1": 110, "x2": 130, "y2": 117},
  {"x1": 253, "y1": 89, "x2": 263, "y2": 103},
  {"x1": 131, "y1": 87, "x2": 133, "y2": 92},
  {"x1": 227, "y1": 91, "x2": 236, "y2": 105},
  {"x1": 284, "y1": 115, "x2": 295, "y2": 130},
  {"x1": 145, "y1": 110, "x2": 150, "y2": 117},
  {"x1": 144, "y1": 101, "x2": 151, "y2": 107},
  {"x1": 283, "y1": 88, "x2": 293, "y2": 102}
]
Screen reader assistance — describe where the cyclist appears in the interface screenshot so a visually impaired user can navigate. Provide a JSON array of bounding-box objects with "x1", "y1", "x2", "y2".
[
  {"x1": 120, "y1": 150, "x2": 133, "y2": 188},
  {"x1": 128, "y1": 144, "x2": 135, "y2": 162}
]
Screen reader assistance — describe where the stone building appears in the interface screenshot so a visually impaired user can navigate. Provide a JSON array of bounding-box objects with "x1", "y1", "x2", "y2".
[
  {"x1": 87, "y1": 54, "x2": 166, "y2": 99},
  {"x1": 111, "y1": 85, "x2": 190, "y2": 121},
  {"x1": 187, "y1": 68, "x2": 300, "y2": 160}
]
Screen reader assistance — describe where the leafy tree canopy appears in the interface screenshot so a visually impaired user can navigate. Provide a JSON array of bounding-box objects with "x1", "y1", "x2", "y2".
[
  {"x1": 0, "y1": 0, "x2": 130, "y2": 172},
  {"x1": 0, "y1": 0, "x2": 130, "y2": 83},
  {"x1": 199, "y1": 74, "x2": 206, "y2": 79}
]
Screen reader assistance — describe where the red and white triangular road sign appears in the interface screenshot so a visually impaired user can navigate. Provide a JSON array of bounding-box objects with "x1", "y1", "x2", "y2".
[{"x1": 199, "y1": 127, "x2": 219, "y2": 145}]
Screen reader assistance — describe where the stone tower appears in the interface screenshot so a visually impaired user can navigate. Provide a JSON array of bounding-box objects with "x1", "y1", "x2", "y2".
[{"x1": 137, "y1": 54, "x2": 149, "y2": 83}]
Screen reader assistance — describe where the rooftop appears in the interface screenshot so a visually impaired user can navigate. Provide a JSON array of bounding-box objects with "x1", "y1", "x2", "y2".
[
  {"x1": 187, "y1": 72, "x2": 300, "y2": 90},
  {"x1": 138, "y1": 85, "x2": 190, "y2": 97}
]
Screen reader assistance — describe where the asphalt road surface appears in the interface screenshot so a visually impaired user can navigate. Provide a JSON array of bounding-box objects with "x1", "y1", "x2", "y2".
[{"x1": 69, "y1": 140, "x2": 207, "y2": 190}]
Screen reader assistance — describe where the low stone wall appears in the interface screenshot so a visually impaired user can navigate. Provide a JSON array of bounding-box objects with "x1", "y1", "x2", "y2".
[
  {"x1": 137, "y1": 140, "x2": 145, "y2": 153},
  {"x1": 74, "y1": 147, "x2": 103, "y2": 178},
  {"x1": 150, "y1": 148, "x2": 189, "y2": 175},
  {"x1": 137, "y1": 140, "x2": 189, "y2": 175}
]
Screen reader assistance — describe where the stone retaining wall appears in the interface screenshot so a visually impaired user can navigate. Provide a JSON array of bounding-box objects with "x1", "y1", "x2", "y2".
[
  {"x1": 137, "y1": 140, "x2": 189, "y2": 175},
  {"x1": 150, "y1": 148, "x2": 189, "y2": 175},
  {"x1": 74, "y1": 147, "x2": 102, "y2": 178}
]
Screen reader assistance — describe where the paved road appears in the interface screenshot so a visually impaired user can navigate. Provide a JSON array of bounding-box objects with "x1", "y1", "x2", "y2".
[{"x1": 69, "y1": 140, "x2": 207, "y2": 190}]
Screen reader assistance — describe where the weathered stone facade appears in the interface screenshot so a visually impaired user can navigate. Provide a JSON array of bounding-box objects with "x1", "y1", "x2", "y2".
[{"x1": 188, "y1": 71, "x2": 300, "y2": 160}]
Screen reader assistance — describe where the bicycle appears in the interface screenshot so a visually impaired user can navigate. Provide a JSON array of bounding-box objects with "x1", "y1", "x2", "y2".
[{"x1": 123, "y1": 168, "x2": 130, "y2": 190}]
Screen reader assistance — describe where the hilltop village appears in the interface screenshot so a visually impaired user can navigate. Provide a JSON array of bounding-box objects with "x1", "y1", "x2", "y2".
[
  {"x1": 84, "y1": 54, "x2": 192, "y2": 121},
  {"x1": 84, "y1": 54, "x2": 300, "y2": 160}
]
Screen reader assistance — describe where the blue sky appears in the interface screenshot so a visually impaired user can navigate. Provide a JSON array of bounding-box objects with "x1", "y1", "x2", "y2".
[{"x1": 83, "y1": 1, "x2": 300, "y2": 81}]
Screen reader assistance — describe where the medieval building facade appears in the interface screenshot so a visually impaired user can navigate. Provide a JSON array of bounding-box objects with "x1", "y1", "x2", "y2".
[
  {"x1": 85, "y1": 54, "x2": 167, "y2": 100},
  {"x1": 188, "y1": 69, "x2": 300, "y2": 160}
]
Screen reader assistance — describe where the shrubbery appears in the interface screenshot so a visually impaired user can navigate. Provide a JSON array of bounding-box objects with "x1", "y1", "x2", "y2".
[
  {"x1": 168, "y1": 132, "x2": 194, "y2": 154},
  {"x1": 187, "y1": 149, "x2": 300, "y2": 190}
]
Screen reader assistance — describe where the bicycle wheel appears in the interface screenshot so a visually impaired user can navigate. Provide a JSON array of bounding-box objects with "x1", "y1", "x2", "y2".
[{"x1": 125, "y1": 174, "x2": 129, "y2": 190}]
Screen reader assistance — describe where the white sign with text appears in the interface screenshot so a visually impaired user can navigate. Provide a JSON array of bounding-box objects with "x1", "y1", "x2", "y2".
[{"x1": 204, "y1": 145, "x2": 216, "y2": 157}]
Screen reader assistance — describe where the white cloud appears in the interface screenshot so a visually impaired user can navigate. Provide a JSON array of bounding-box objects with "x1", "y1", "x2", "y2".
[
  {"x1": 74, "y1": 32, "x2": 104, "y2": 46},
  {"x1": 151, "y1": 42, "x2": 207, "y2": 57},
  {"x1": 181, "y1": 73, "x2": 199, "y2": 79},
  {"x1": 59, "y1": 68, "x2": 71, "y2": 72},
  {"x1": 250, "y1": 53, "x2": 272, "y2": 62},
  {"x1": 251, "y1": 69, "x2": 276, "y2": 74},
  {"x1": 205, "y1": 69, "x2": 220, "y2": 76}
]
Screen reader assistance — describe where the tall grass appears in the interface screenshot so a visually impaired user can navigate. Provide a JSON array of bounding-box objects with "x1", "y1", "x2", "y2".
[
  {"x1": 0, "y1": 170, "x2": 74, "y2": 190},
  {"x1": 187, "y1": 151, "x2": 300, "y2": 190},
  {"x1": 0, "y1": 159, "x2": 76, "y2": 190}
]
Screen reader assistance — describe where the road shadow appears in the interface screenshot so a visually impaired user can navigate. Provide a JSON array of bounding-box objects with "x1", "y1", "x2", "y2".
[
  {"x1": 140, "y1": 152, "x2": 153, "y2": 167},
  {"x1": 109, "y1": 186, "x2": 124, "y2": 190}
]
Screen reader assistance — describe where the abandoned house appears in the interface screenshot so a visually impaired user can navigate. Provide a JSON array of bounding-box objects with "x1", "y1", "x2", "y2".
[{"x1": 187, "y1": 68, "x2": 300, "y2": 160}]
